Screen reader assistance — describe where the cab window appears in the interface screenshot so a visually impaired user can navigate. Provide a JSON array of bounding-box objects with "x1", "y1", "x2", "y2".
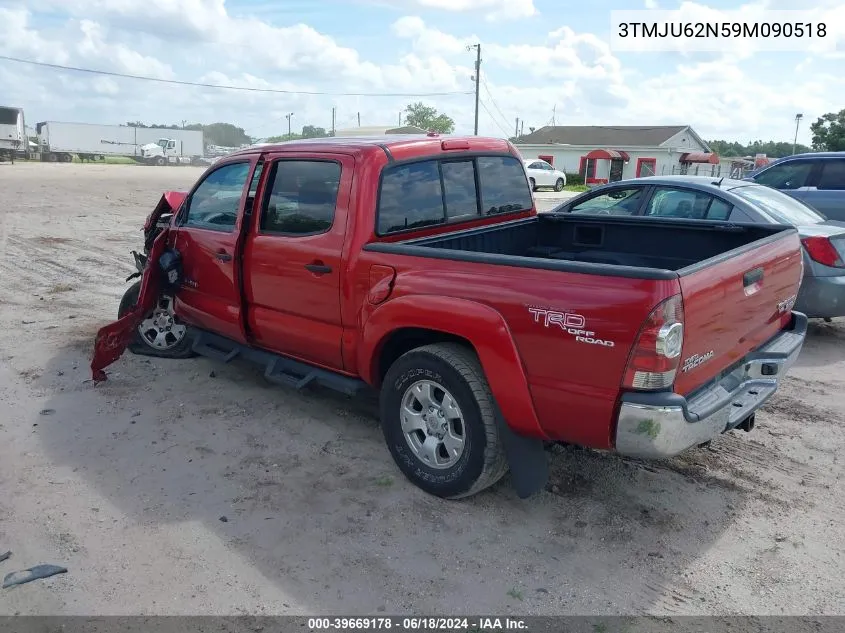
[
  {"x1": 183, "y1": 161, "x2": 252, "y2": 231},
  {"x1": 260, "y1": 160, "x2": 341, "y2": 235}
]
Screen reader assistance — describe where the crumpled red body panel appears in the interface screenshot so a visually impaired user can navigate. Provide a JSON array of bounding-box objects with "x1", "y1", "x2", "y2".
[{"x1": 90, "y1": 231, "x2": 168, "y2": 382}]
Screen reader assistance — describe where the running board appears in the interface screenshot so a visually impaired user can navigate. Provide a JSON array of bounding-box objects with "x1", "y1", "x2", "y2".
[{"x1": 191, "y1": 330, "x2": 366, "y2": 397}]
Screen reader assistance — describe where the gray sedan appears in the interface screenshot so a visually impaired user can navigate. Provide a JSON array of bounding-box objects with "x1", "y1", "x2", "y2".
[{"x1": 548, "y1": 175, "x2": 845, "y2": 319}]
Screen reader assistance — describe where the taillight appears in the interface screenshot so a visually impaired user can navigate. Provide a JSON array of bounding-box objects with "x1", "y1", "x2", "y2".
[
  {"x1": 623, "y1": 294, "x2": 684, "y2": 391},
  {"x1": 802, "y1": 236, "x2": 845, "y2": 268}
]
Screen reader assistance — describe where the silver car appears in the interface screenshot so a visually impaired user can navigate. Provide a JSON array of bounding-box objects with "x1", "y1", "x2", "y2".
[{"x1": 550, "y1": 175, "x2": 845, "y2": 320}]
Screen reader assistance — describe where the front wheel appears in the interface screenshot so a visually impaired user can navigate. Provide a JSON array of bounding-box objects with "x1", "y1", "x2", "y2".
[
  {"x1": 554, "y1": 178, "x2": 565, "y2": 192},
  {"x1": 529, "y1": 177, "x2": 536, "y2": 192},
  {"x1": 379, "y1": 343, "x2": 508, "y2": 499},
  {"x1": 118, "y1": 281, "x2": 195, "y2": 358},
  {"x1": 155, "y1": 156, "x2": 166, "y2": 166}
]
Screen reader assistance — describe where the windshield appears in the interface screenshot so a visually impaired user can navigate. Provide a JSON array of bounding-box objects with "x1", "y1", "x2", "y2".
[{"x1": 729, "y1": 184, "x2": 824, "y2": 225}]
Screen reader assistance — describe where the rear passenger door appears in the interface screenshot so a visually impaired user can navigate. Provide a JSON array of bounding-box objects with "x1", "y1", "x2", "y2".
[{"x1": 242, "y1": 153, "x2": 353, "y2": 370}]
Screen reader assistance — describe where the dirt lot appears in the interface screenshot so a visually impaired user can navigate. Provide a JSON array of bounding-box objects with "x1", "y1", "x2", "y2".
[{"x1": 0, "y1": 162, "x2": 843, "y2": 616}]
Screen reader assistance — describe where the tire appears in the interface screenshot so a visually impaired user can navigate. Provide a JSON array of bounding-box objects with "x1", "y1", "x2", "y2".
[
  {"x1": 529, "y1": 177, "x2": 536, "y2": 192},
  {"x1": 48, "y1": 152, "x2": 58, "y2": 162},
  {"x1": 554, "y1": 178, "x2": 565, "y2": 192},
  {"x1": 118, "y1": 281, "x2": 195, "y2": 359},
  {"x1": 379, "y1": 343, "x2": 508, "y2": 499},
  {"x1": 62, "y1": 153, "x2": 74, "y2": 163},
  {"x1": 155, "y1": 156, "x2": 166, "y2": 166}
]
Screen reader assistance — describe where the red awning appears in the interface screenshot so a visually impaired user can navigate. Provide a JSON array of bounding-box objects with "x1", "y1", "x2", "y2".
[
  {"x1": 679, "y1": 152, "x2": 720, "y2": 164},
  {"x1": 585, "y1": 148, "x2": 630, "y2": 161}
]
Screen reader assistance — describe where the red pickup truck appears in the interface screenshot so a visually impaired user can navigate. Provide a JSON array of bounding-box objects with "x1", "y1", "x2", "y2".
[{"x1": 92, "y1": 135, "x2": 808, "y2": 500}]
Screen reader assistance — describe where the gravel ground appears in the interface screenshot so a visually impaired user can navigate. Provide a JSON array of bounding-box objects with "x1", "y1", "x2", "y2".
[{"x1": 0, "y1": 162, "x2": 843, "y2": 616}]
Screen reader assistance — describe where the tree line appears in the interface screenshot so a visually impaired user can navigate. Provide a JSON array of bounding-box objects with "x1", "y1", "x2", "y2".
[{"x1": 127, "y1": 105, "x2": 845, "y2": 153}]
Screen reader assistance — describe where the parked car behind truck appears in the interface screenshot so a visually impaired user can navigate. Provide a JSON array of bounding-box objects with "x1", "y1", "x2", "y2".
[
  {"x1": 549, "y1": 175, "x2": 845, "y2": 319},
  {"x1": 91, "y1": 135, "x2": 807, "y2": 500}
]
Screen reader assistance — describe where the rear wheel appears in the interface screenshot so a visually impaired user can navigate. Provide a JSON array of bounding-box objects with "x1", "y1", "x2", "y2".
[
  {"x1": 118, "y1": 281, "x2": 194, "y2": 358},
  {"x1": 379, "y1": 343, "x2": 508, "y2": 499},
  {"x1": 48, "y1": 152, "x2": 58, "y2": 162},
  {"x1": 554, "y1": 178, "x2": 565, "y2": 192}
]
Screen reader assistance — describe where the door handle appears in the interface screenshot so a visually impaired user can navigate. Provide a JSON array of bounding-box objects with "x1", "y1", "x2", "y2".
[
  {"x1": 215, "y1": 249, "x2": 232, "y2": 262},
  {"x1": 305, "y1": 262, "x2": 332, "y2": 275},
  {"x1": 743, "y1": 267, "x2": 764, "y2": 287}
]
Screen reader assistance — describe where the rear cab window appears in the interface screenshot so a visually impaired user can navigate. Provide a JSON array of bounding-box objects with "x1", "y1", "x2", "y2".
[{"x1": 376, "y1": 154, "x2": 532, "y2": 235}]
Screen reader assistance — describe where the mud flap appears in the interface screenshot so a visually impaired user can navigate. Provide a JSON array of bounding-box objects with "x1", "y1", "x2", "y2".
[
  {"x1": 496, "y1": 409, "x2": 549, "y2": 499},
  {"x1": 90, "y1": 234, "x2": 167, "y2": 382}
]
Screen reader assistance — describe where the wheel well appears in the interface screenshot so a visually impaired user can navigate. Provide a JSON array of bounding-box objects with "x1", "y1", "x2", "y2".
[{"x1": 375, "y1": 328, "x2": 475, "y2": 385}]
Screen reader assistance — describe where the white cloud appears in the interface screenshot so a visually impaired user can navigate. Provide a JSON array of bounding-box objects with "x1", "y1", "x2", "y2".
[
  {"x1": 385, "y1": 0, "x2": 536, "y2": 20},
  {"x1": 0, "y1": 0, "x2": 842, "y2": 146}
]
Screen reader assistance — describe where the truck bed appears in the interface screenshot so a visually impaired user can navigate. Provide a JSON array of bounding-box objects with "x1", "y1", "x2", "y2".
[{"x1": 367, "y1": 215, "x2": 786, "y2": 278}]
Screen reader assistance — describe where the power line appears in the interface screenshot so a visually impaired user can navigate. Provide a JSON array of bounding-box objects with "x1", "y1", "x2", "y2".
[
  {"x1": 480, "y1": 77, "x2": 513, "y2": 132},
  {"x1": 478, "y1": 99, "x2": 514, "y2": 139},
  {"x1": 0, "y1": 55, "x2": 474, "y2": 97}
]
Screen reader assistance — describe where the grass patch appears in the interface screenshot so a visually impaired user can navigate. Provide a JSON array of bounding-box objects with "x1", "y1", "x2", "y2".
[
  {"x1": 71, "y1": 156, "x2": 137, "y2": 165},
  {"x1": 47, "y1": 283, "x2": 75, "y2": 294},
  {"x1": 507, "y1": 587, "x2": 523, "y2": 601},
  {"x1": 564, "y1": 184, "x2": 590, "y2": 192},
  {"x1": 373, "y1": 475, "x2": 394, "y2": 487}
]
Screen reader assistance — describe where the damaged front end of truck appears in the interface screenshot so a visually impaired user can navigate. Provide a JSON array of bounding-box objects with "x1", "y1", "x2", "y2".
[{"x1": 90, "y1": 191, "x2": 185, "y2": 382}]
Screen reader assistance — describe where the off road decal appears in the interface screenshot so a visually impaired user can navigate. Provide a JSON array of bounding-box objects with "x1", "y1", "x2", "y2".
[{"x1": 527, "y1": 306, "x2": 615, "y2": 348}]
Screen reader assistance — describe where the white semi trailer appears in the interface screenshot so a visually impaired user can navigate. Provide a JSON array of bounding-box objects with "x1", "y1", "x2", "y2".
[
  {"x1": 35, "y1": 121, "x2": 204, "y2": 165},
  {"x1": 0, "y1": 105, "x2": 28, "y2": 161}
]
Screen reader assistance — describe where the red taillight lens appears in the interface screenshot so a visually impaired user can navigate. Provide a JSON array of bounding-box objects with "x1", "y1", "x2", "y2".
[
  {"x1": 623, "y1": 294, "x2": 685, "y2": 391},
  {"x1": 802, "y1": 236, "x2": 845, "y2": 268}
]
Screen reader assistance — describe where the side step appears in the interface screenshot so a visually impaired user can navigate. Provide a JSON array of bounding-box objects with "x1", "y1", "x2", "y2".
[{"x1": 191, "y1": 330, "x2": 366, "y2": 397}]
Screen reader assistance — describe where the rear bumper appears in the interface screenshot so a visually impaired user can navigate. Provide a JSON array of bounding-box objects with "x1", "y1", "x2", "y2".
[
  {"x1": 614, "y1": 311, "x2": 807, "y2": 459},
  {"x1": 795, "y1": 274, "x2": 845, "y2": 318}
]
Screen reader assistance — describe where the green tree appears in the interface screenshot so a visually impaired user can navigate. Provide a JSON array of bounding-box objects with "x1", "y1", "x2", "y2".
[
  {"x1": 810, "y1": 109, "x2": 845, "y2": 151},
  {"x1": 301, "y1": 125, "x2": 329, "y2": 139},
  {"x1": 706, "y1": 139, "x2": 812, "y2": 158},
  {"x1": 403, "y1": 102, "x2": 455, "y2": 134}
]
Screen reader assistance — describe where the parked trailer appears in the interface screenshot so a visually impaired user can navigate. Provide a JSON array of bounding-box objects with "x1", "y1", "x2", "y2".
[
  {"x1": 35, "y1": 121, "x2": 204, "y2": 164},
  {"x1": 0, "y1": 106, "x2": 28, "y2": 161}
]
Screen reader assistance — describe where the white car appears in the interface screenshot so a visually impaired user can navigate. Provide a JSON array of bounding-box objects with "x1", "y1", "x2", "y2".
[{"x1": 523, "y1": 159, "x2": 567, "y2": 192}]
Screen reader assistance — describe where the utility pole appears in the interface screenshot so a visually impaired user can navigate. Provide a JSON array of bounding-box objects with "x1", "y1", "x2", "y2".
[
  {"x1": 515, "y1": 117, "x2": 519, "y2": 139},
  {"x1": 331, "y1": 107, "x2": 336, "y2": 136},
  {"x1": 520, "y1": 120, "x2": 524, "y2": 137},
  {"x1": 357, "y1": 112, "x2": 361, "y2": 127},
  {"x1": 285, "y1": 112, "x2": 294, "y2": 139},
  {"x1": 793, "y1": 113, "x2": 803, "y2": 155},
  {"x1": 399, "y1": 112, "x2": 402, "y2": 126},
  {"x1": 468, "y1": 43, "x2": 481, "y2": 135},
  {"x1": 552, "y1": 105, "x2": 556, "y2": 126}
]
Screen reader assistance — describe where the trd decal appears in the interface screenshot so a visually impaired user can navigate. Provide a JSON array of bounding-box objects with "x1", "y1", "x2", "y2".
[
  {"x1": 527, "y1": 306, "x2": 615, "y2": 348},
  {"x1": 777, "y1": 294, "x2": 797, "y2": 314},
  {"x1": 682, "y1": 350, "x2": 714, "y2": 373}
]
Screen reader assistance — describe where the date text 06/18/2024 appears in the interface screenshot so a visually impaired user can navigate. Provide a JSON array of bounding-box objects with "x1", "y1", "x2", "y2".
[{"x1": 307, "y1": 617, "x2": 528, "y2": 631}]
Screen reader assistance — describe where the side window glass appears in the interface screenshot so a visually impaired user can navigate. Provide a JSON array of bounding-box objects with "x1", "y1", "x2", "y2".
[
  {"x1": 817, "y1": 160, "x2": 845, "y2": 190},
  {"x1": 644, "y1": 187, "x2": 718, "y2": 219},
  {"x1": 378, "y1": 161, "x2": 444, "y2": 234},
  {"x1": 570, "y1": 188, "x2": 642, "y2": 215},
  {"x1": 260, "y1": 160, "x2": 341, "y2": 235},
  {"x1": 706, "y1": 198, "x2": 732, "y2": 220},
  {"x1": 753, "y1": 161, "x2": 813, "y2": 190},
  {"x1": 442, "y1": 160, "x2": 479, "y2": 220},
  {"x1": 184, "y1": 162, "x2": 251, "y2": 231},
  {"x1": 476, "y1": 156, "x2": 533, "y2": 215}
]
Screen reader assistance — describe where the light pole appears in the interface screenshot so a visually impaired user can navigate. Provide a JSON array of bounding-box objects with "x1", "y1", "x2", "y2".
[
  {"x1": 286, "y1": 112, "x2": 294, "y2": 139},
  {"x1": 793, "y1": 113, "x2": 803, "y2": 155}
]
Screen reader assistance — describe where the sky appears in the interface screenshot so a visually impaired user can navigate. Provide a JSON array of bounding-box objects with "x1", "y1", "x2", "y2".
[{"x1": 0, "y1": 0, "x2": 843, "y2": 145}]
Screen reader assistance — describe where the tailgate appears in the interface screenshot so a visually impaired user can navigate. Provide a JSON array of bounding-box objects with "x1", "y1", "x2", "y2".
[{"x1": 674, "y1": 229, "x2": 803, "y2": 395}]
